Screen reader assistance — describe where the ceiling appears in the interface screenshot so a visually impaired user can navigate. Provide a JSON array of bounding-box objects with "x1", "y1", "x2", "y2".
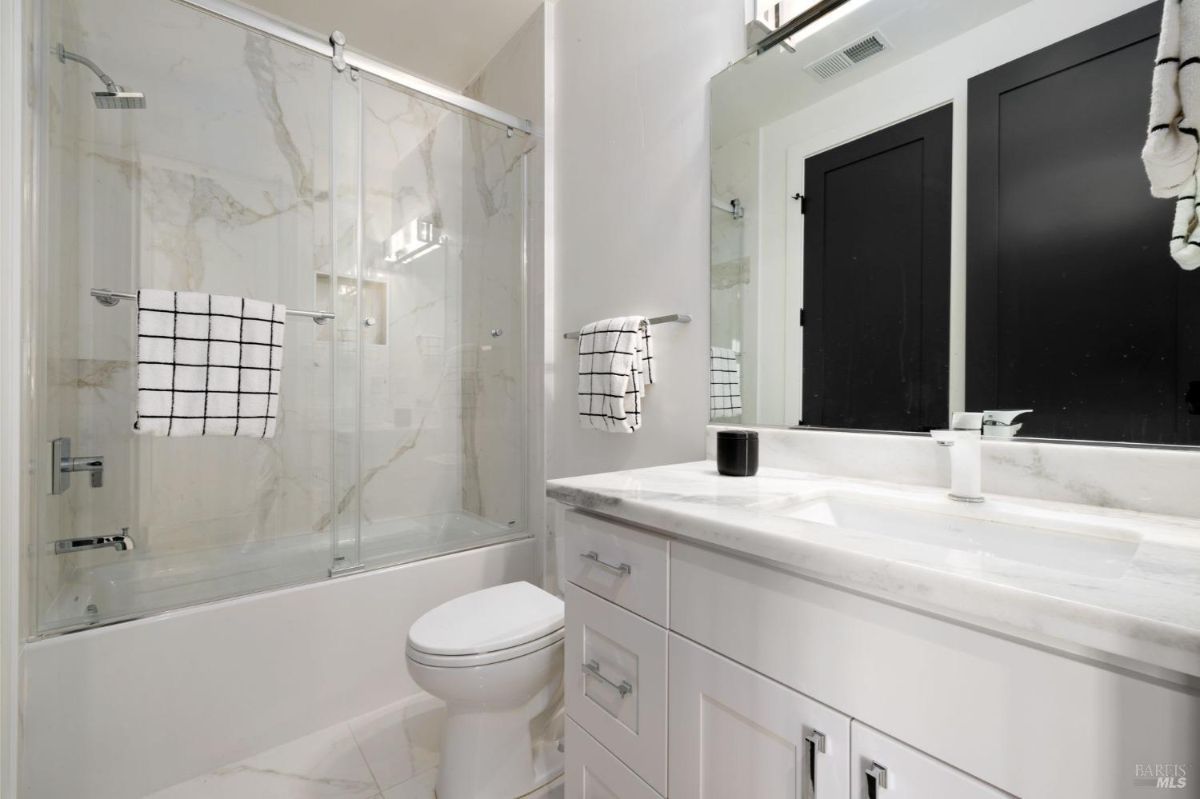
[
  {"x1": 713, "y1": 0, "x2": 1033, "y2": 144},
  {"x1": 244, "y1": 0, "x2": 544, "y2": 90}
]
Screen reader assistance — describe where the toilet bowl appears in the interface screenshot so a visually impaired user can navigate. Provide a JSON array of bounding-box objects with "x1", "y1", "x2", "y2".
[{"x1": 407, "y1": 581, "x2": 565, "y2": 799}]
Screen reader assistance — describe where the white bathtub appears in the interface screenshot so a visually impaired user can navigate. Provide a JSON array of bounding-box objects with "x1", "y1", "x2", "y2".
[
  {"x1": 42, "y1": 511, "x2": 522, "y2": 634},
  {"x1": 21, "y1": 536, "x2": 537, "y2": 799}
]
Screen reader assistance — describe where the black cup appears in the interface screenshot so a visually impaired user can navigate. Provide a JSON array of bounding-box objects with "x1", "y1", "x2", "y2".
[{"x1": 717, "y1": 430, "x2": 759, "y2": 477}]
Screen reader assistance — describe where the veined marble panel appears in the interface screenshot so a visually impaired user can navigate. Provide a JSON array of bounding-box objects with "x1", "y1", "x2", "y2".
[
  {"x1": 708, "y1": 424, "x2": 1200, "y2": 519},
  {"x1": 37, "y1": 0, "x2": 336, "y2": 629}
]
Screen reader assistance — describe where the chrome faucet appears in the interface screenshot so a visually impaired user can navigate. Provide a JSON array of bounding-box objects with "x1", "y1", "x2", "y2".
[
  {"x1": 50, "y1": 437, "x2": 105, "y2": 495},
  {"x1": 54, "y1": 528, "x2": 134, "y2": 555},
  {"x1": 930, "y1": 412, "x2": 984, "y2": 503}
]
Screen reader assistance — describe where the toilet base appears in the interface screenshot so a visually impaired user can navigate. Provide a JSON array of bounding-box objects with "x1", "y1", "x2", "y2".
[
  {"x1": 434, "y1": 696, "x2": 564, "y2": 799},
  {"x1": 407, "y1": 638, "x2": 565, "y2": 799}
]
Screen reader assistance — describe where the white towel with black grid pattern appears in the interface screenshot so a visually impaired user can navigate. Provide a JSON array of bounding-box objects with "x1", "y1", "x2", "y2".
[
  {"x1": 135, "y1": 289, "x2": 285, "y2": 438},
  {"x1": 709, "y1": 346, "x2": 742, "y2": 419},
  {"x1": 1146, "y1": 0, "x2": 1200, "y2": 269},
  {"x1": 577, "y1": 316, "x2": 654, "y2": 433},
  {"x1": 1143, "y1": 0, "x2": 1200, "y2": 199}
]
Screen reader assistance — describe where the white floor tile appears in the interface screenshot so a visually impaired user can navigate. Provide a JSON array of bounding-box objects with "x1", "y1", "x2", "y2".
[
  {"x1": 380, "y1": 771, "x2": 564, "y2": 799},
  {"x1": 379, "y1": 767, "x2": 438, "y2": 799},
  {"x1": 147, "y1": 722, "x2": 379, "y2": 799},
  {"x1": 348, "y1": 695, "x2": 444, "y2": 791}
]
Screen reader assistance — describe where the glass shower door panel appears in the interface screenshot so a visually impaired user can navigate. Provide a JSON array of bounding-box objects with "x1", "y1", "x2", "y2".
[
  {"x1": 355, "y1": 75, "x2": 528, "y2": 570},
  {"x1": 34, "y1": 0, "x2": 336, "y2": 634},
  {"x1": 328, "y1": 66, "x2": 363, "y2": 574}
]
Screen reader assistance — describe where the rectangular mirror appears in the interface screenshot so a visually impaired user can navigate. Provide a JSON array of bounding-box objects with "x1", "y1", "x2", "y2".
[{"x1": 711, "y1": 0, "x2": 1200, "y2": 446}]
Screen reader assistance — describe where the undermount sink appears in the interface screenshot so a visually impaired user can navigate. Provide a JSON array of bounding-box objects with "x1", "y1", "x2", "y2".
[{"x1": 780, "y1": 490, "x2": 1142, "y2": 579}]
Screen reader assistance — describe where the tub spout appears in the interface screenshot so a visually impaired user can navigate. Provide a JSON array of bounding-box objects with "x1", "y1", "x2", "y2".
[{"x1": 54, "y1": 528, "x2": 134, "y2": 554}]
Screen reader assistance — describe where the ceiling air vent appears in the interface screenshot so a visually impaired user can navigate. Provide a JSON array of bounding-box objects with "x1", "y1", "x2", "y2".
[{"x1": 805, "y1": 31, "x2": 890, "y2": 81}]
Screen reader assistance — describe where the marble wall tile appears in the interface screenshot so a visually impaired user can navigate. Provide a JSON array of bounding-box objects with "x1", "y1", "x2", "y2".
[
  {"x1": 36, "y1": 0, "x2": 337, "y2": 629},
  {"x1": 459, "y1": 8, "x2": 545, "y2": 533},
  {"x1": 709, "y1": 425, "x2": 1200, "y2": 519},
  {"x1": 32, "y1": 0, "x2": 543, "y2": 629}
]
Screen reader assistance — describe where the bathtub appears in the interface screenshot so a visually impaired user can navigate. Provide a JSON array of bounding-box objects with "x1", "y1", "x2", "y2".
[
  {"x1": 41, "y1": 511, "x2": 523, "y2": 634},
  {"x1": 21, "y1": 535, "x2": 537, "y2": 799}
]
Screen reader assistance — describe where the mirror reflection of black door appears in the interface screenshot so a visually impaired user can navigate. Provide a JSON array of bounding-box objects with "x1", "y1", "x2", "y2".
[
  {"x1": 968, "y1": 2, "x2": 1200, "y2": 444},
  {"x1": 802, "y1": 105, "x2": 951, "y2": 431}
]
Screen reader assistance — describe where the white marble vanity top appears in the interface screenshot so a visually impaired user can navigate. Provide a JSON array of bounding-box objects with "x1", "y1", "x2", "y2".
[{"x1": 547, "y1": 461, "x2": 1200, "y2": 683}]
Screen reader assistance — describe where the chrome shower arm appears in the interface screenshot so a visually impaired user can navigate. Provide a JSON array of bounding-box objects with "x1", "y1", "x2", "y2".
[{"x1": 56, "y1": 44, "x2": 121, "y2": 94}]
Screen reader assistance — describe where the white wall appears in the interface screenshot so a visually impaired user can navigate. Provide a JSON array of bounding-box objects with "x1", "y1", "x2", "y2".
[
  {"x1": 756, "y1": 0, "x2": 1153, "y2": 425},
  {"x1": 549, "y1": 0, "x2": 745, "y2": 478}
]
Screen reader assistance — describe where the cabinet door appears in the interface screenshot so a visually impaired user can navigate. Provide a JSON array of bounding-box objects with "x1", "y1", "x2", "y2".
[
  {"x1": 565, "y1": 718, "x2": 663, "y2": 799},
  {"x1": 565, "y1": 584, "x2": 668, "y2": 794},
  {"x1": 669, "y1": 633, "x2": 851, "y2": 799},
  {"x1": 850, "y1": 721, "x2": 1012, "y2": 799}
]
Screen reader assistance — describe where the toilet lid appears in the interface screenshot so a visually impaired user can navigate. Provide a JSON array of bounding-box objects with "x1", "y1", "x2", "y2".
[{"x1": 407, "y1": 581, "x2": 565, "y2": 656}]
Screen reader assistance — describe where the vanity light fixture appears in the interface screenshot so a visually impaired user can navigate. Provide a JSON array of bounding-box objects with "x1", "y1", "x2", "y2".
[
  {"x1": 756, "y1": 0, "x2": 873, "y2": 53},
  {"x1": 383, "y1": 217, "x2": 446, "y2": 265}
]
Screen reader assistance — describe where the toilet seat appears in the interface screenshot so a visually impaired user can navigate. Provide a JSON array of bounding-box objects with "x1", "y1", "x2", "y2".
[
  {"x1": 406, "y1": 581, "x2": 565, "y2": 668},
  {"x1": 407, "y1": 627, "x2": 564, "y2": 668}
]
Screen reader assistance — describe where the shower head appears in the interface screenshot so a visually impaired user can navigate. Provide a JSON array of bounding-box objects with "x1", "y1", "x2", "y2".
[
  {"x1": 92, "y1": 91, "x2": 147, "y2": 110},
  {"x1": 56, "y1": 43, "x2": 146, "y2": 109}
]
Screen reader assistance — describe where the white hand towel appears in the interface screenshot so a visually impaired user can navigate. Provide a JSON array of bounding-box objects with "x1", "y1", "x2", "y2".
[
  {"x1": 710, "y1": 346, "x2": 743, "y2": 419},
  {"x1": 135, "y1": 289, "x2": 286, "y2": 438},
  {"x1": 1143, "y1": 0, "x2": 1200, "y2": 198},
  {"x1": 577, "y1": 316, "x2": 654, "y2": 433},
  {"x1": 1169, "y1": 176, "x2": 1200, "y2": 270}
]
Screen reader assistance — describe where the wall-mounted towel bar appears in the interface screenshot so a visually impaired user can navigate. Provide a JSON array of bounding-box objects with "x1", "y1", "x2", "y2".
[
  {"x1": 90, "y1": 288, "x2": 335, "y2": 324},
  {"x1": 563, "y1": 313, "x2": 692, "y2": 340}
]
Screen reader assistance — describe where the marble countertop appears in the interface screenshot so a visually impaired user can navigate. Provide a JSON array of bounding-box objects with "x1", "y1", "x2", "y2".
[{"x1": 547, "y1": 461, "x2": 1200, "y2": 683}]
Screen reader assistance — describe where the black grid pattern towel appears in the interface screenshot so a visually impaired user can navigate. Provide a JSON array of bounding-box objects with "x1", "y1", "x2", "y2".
[
  {"x1": 577, "y1": 316, "x2": 654, "y2": 433},
  {"x1": 135, "y1": 289, "x2": 286, "y2": 438},
  {"x1": 710, "y1": 346, "x2": 742, "y2": 419}
]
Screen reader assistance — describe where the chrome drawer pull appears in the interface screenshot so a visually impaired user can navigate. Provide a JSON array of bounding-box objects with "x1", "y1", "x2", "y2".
[
  {"x1": 580, "y1": 551, "x2": 632, "y2": 576},
  {"x1": 582, "y1": 659, "x2": 633, "y2": 698},
  {"x1": 804, "y1": 729, "x2": 826, "y2": 799},
  {"x1": 865, "y1": 762, "x2": 889, "y2": 798}
]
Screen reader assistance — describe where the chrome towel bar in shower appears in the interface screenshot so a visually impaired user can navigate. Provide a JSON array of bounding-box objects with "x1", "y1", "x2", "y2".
[
  {"x1": 562, "y1": 313, "x2": 691, "y2": 340},
  {"x1": 90, "y1": 288, "x2": 335, "y2": 324}
]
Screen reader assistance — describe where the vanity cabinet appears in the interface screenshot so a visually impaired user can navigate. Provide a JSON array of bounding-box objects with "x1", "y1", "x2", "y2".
[
  {"x1": 668, "y1": 633, "x2": 851, "y2": 799},
  {"x1": 560, "y1": 506, "x2": 1200, "y2": 799},
  {"x1": 565, "y1": 718, "x2": 662, "y2": 799},
  {"x1": 849, "y1": 721, "x2": 1009, "y2": 799},
  {"x1": 565, "y1": 582, "x2": 668, "y2": 794}
]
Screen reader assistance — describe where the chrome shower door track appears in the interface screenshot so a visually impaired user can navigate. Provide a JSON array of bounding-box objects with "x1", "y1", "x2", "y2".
[{"x1": 174, "y1": 0, "x2": 535, "y2": 135}]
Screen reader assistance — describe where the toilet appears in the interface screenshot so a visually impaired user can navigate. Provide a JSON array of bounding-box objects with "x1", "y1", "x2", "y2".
[{"x1": 406, "y1": 581, "x2": 565, "y2": 799}]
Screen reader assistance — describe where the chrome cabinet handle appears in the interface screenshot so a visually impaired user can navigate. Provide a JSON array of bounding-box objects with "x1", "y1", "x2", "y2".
[
  {"x1": 580, "y1": 551, "x2": 632, "y2": 576},
  {"x1": 804, "y1": 730, "x2": 826, "y2": 799},
  {"x1": 865, "y1": 762, "x2": 889, "y2": 798},
  {"x1": 582, "y1": 659, "x2": 633, "y2": 697}
]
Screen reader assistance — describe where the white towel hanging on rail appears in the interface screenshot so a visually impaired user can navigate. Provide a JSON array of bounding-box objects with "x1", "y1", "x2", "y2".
[
  {"x1": 710, "y1": 346, "x2": 743, "y2": 419},
  {"x1": 1143, "y1": 0, "x2": 1200, "y2": 198},
  {"x1": 577, "y1": 316, "x2": 654, "y2": 433},
  {"x1": 135, "y1": 289, "x2": 286, "y2": 437}
]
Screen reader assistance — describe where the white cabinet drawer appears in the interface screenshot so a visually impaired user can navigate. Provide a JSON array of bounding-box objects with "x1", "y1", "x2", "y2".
[
  {"x1": 669, "y1": 633, "x2": 851, "y2": 799},
  {"x1": 850, "y1": 721, "x2": 1012, "y2": 798},
  {"x1": 565, "y1": 583, "x2": 667, "y2": 795},
  {"x1": 565, "y1": 718, "x2": 663, "y2": 799},
  {"x1": 563, "y1": 509, "x2": 669, "y2": 626}
]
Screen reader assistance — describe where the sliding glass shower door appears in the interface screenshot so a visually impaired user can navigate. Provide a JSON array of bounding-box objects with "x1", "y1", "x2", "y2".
[
  {"x1": 30, "y1": 0, "x2": 530, "y2": 636},
  {"x1": 331, "y1": 71, "x2": 529, "y2": 574}
]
